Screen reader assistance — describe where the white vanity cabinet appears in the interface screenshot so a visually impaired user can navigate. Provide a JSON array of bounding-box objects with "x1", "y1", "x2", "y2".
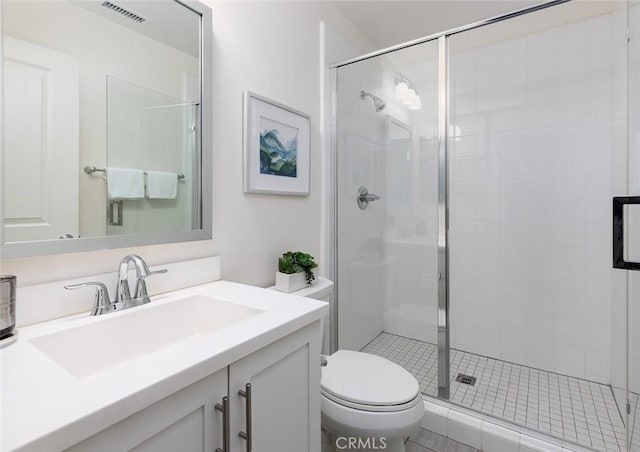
[
  {"x1": 229, "y1": 323, "x2": 321, "y2": 452},
  {"x1": 67, "y1": 368, "x2": 229, "y2": 452},
  {"x1": 66, "y1": 322, "x2": 321, "y2": 452}
]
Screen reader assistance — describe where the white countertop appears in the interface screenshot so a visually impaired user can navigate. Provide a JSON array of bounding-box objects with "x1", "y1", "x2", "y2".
[{"x1": 0, "y1": 280, "x2": 328, "y2": 452}]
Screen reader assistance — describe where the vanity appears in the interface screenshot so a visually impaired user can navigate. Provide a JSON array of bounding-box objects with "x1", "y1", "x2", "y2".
[{"x1": 1, "y1": 275, "x2": 328, "y2": 451}]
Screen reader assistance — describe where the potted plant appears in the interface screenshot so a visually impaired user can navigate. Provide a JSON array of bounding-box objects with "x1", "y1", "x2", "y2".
[{"x1": 276, "y1": 251, "x2": 318, "y2": 293}]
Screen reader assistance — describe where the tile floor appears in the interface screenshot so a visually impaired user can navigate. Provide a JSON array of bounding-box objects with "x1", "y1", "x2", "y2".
[{"x1": 362, "y1": 332, "x2": 638, "y2": 452}]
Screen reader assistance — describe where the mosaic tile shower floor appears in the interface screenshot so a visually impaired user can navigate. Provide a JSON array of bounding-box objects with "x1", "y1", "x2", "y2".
[{"x1": 362, "y1": 332, "x2": 638, "y2": 452}]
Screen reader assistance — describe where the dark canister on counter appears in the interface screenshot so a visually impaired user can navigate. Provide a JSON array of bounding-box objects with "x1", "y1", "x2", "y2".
[{"x1": 0, "y1": 275, "x2": 16, "y2": 339}]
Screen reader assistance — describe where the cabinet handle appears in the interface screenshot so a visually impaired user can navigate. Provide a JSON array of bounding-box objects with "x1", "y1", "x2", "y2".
[
  {"x1": 215, "y1": 396, "x2": 230, "y2": 452},
  {"x1": 238, "y1": 383, "x2": 252, "y2": 452}
]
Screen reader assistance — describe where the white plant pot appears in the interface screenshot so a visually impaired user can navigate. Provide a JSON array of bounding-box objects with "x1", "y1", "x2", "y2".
[{"x1": 275, "y1": 271, "x2": 308, "y2": 293}]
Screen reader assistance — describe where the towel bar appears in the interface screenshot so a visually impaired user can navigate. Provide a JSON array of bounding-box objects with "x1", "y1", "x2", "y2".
[{"x1": 84, "y1": 166, "x2": 185, "y2": 179}]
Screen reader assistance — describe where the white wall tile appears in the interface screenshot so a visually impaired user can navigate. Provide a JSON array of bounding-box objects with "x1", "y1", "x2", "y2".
[
  {"x1": 585, "y1": 349, "x2": 610, "y2": 382},
  {"x1": 555, "y1": 21, "x2": 586, "y2": 53},
  {"x1": 449, "y1": 12, "x2": 616, "y2": 384},
  {"x1": 478, "y1": 43, "x2": 501, "y2": 69},
  {"x1": 527, "y1": 30, "x2": 555, "y2": 58},
  {"x1": 501, "y1": 37, "x2": 527, "y2": 63},
  {"x1": 555, "y1": 49, "x2": 585, "y2": 76},
  {"x1": 554, "y1": 344, "x2": 585, "y2": 377},
  {"x1": 526, "y1": 55, "x2": 555, "y2": 82}
]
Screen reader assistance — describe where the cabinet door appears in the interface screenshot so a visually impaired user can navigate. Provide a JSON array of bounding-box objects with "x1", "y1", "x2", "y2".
[
  {"x1": 229, "y1": 321, "x2": 322, "y2": 452},
  {"x1": 67, "y1": 368, "x2": 228, "y2": 452}
]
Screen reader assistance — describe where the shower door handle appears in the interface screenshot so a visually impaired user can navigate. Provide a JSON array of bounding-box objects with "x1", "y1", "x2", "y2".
[{"x1": 613, "y1": 196, "x2": 640, "y2": 270}]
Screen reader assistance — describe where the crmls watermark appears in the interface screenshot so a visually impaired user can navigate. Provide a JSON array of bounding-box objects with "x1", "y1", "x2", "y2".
[{"x1": 335, "y1": 436, "x2": 387, "y2": 450}]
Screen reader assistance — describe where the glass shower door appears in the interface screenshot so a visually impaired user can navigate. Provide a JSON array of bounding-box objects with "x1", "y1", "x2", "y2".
[
  {"x1": 335, "y1": 40, "x2": 443, "y2": 396},
  {"x1": 626, "y1": 1, "x2": 640, "y2": 449},
  {"x1": 447, "y1": 2, "x2": 630, "y2": 449}
]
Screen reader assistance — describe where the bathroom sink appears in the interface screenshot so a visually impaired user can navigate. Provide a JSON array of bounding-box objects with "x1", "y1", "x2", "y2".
[{"x1": 29, "y1": 295, "x2": 263, "y2": 378}]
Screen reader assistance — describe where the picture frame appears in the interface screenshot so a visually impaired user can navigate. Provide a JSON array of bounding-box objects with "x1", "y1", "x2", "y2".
[{"x1": 243, "y1": 91, "x2": 310, "y2": 196}]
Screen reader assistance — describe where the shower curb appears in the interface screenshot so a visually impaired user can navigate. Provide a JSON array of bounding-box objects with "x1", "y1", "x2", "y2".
[{"x1": 421, "y1": 397, "x2": 598, "y2": 452}]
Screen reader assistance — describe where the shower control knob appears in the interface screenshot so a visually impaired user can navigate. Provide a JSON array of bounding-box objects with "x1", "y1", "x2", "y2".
[{"x1": 357, "y1": 186, "x2": 380, "y2": 210}]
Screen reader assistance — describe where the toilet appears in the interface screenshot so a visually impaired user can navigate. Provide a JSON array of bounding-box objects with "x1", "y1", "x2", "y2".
[{"x1": 278, "y1": 277, "x2": 424, "y2": 452}]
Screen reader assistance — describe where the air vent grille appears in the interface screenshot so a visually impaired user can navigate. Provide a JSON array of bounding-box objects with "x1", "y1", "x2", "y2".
[{"x1": 100, "y1": 1, "x2": 147, "y2": 23}]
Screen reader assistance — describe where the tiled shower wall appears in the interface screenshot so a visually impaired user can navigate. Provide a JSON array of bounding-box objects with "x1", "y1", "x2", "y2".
[{"x1": 448, "y1": 12, "x2": 625, "y2": 384}]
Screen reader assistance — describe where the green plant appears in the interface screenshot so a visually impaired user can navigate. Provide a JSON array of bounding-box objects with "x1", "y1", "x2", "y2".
[{"x1": 278, "y1": 251, "x2": 318, "y2": 284}]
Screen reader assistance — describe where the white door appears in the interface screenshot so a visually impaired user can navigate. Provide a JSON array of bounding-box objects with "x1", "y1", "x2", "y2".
[{"x1": 3, "y1": 36, "x2": 79, "y2": 242}]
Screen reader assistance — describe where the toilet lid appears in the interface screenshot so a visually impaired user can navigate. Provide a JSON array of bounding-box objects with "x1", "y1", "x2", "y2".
[{"x1": 321, "y1": 350, "x2": 419, "y2": 407}]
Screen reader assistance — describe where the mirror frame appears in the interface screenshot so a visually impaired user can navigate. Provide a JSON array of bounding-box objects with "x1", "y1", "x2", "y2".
[{"x1": 0, "y1": 0, "x2": 213, "y2": 259}]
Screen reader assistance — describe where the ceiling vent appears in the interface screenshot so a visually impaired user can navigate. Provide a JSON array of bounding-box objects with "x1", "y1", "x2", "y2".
[{"x1": 100, "y1": 1, "x2": 147, "y2": 23}]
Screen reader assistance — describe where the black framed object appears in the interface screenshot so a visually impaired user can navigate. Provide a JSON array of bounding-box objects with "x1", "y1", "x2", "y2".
[{"x1": 613, "y1": 196, "x2": 640, "y2": 270}]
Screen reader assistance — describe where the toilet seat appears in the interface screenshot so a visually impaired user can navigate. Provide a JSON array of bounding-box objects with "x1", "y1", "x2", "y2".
[
  {"x1": 321, "y1": 388, "x2": 420, "y2": 412},
  {"x1": 321, "y1": 350, "x2": 420, "y2": 412}
]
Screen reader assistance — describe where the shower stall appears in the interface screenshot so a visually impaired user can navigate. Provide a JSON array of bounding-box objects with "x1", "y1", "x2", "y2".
[{"x1": 331, "y1": 1, "x2": 640, "y2": 450}]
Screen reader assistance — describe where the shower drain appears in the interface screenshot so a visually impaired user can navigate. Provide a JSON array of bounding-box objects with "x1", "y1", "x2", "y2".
[{"x1": 455, "y1": 373, "x2": 477, "y2": 386}]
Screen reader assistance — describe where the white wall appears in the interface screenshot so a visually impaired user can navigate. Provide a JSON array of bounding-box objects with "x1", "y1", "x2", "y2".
[
  {"x1": 447, "y1": 11, "x2": 625, "y2": 384},
  {"x1": 0, "y1": 3, "x2": 372, "y2": 295},
  {"x1": 207, "y1": 1, "x2": 371, "y2": 288}
]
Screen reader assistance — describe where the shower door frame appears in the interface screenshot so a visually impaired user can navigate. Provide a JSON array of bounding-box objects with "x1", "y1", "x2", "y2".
[{"x1": 329, "y1": 0, "x2": 580, "y2": 407}]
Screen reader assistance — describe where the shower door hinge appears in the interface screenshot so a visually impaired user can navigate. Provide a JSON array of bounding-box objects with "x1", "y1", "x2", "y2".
[
  {"x1": 627, "y1": 401, "x2": 632, "y2": 415},
  {"x1": 628, "y1": 27, "x2": 632, "y2": 43}
]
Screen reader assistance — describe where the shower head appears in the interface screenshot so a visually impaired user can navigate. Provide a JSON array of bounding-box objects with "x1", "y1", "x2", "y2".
[{"x1": 360, "y1": 90, "x2": 386, "y2": 112}]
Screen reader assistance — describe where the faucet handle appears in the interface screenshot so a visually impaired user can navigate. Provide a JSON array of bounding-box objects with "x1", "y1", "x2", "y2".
[
  {"x1": 134, "y1": 268, "x2": 168, "y2": 300},
  {"x1": 64, "y1": 282, "x2": 112, "y2": 316},
  {"x1": 148, "y1": 269, "x2": 168, "y2": 276}
]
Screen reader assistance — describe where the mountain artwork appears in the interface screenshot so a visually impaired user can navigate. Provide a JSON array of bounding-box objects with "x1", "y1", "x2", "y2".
[{"x1": 259, "y1": 117, "x2": 298, "y2": 178}]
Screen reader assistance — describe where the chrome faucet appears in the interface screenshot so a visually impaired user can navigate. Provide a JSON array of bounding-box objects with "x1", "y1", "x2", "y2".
[
  {"x1": 115, "y1": 254, "x2": 167, "y2": 307},
  {"x1": 64, "y1": 254, "x2": 167, "y2": 315}
]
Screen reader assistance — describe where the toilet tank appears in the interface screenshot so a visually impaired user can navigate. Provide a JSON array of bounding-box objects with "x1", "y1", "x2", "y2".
[
  {"x1": 268, "y1": 277, "x2": 334, "y2": 353},
  {"x1": 287, "y1": 276, "x2": 333, "y2": 301}
]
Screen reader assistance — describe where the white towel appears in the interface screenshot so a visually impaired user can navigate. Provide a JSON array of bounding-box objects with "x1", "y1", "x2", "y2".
[
  {"x1": 107, "y1": 167, "x2": 145, "y2": 200},
  {"x1": 146, "y1": 171, "x2": 178, "y2": 199}
]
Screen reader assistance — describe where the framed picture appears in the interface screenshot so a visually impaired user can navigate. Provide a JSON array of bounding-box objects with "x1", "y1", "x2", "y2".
[{"x1": 243, "y1": 91, "x2": 310, "y2": 196}]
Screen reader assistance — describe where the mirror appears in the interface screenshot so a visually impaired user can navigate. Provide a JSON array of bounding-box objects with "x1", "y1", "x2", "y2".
[{"x1": 1, "y1": 0, "x2": 212, "y2": 258}]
